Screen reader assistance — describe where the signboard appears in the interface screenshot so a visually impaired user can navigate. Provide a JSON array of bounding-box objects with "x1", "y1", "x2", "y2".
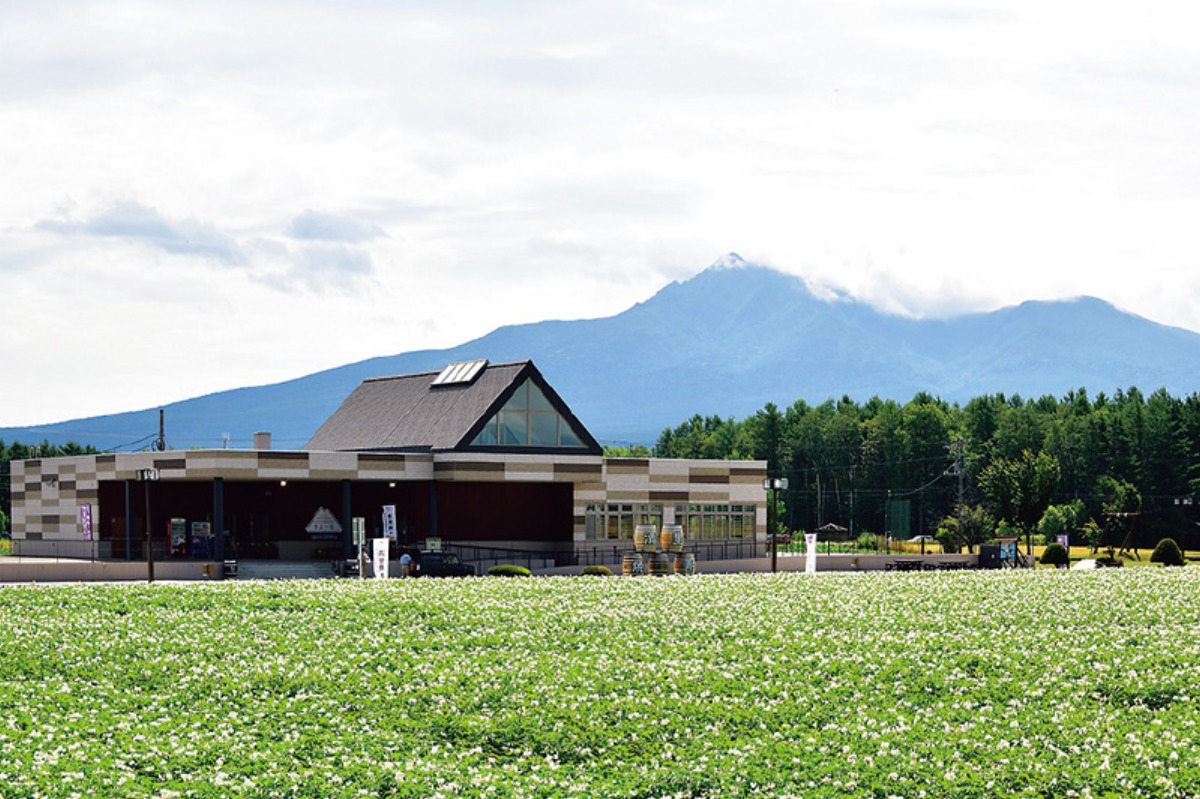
[
  {"x1": 425, "y1": 537, "x2": 442, "y2": 552},
  {"x1": 805, "y1": 533, "x2": 818, "y2": 574},
  {"x1": 372, "y1": 538, "x2": 390, "y2": 580},
  {"x1": 79, "y1": 503, "x2": 93, "y2": 541},
  {"x1": 1056, "y1": 534, "x2": 1070, "y2": 550},
  {"x1": 382, "y1": 505, "x2": 398, "y2": 540},
  {"x1": 352, "y1": 517, "x2": 366, "y2": 546},
  {"x1": 305, "y1": 507, "x2": 343, "y2": 540}
]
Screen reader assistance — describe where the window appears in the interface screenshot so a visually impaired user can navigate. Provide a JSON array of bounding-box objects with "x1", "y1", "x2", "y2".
[
  {"x1": 470, "y1": 378, "x2": 589, "y2": 449},
  {"x1": 584, "y1": 504, "x2": 663, "y2": 541},
  {"x1": 674, "y1": 504, "x2": 756, "y2": 540}
]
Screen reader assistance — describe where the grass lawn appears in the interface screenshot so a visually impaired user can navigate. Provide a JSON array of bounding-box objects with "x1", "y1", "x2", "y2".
[{"x1": 2, "y1": 571, "x2": 1200, "y2": 798}]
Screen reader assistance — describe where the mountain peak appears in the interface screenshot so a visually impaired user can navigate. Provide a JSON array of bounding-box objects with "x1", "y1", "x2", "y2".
[{"x1": 708, "y1": 252, "x2": 748, "y2": 270}]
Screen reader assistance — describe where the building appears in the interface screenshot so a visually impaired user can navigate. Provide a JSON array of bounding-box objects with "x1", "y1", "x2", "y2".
[{"x1": 8, "y1": 360, "x2": 767, "y2": 569}]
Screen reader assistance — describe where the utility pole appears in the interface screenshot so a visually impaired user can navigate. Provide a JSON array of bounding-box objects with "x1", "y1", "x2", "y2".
[
  {"x1": 952, "y1": 438, "x2": 966, "y2": 552},
  {"x1": 155, "y1": 409, "x2": 166, "y2": 452}
]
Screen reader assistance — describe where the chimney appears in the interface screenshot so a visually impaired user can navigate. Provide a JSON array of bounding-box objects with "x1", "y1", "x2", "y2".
[{"x1": 253, "y1": 432, "x2": 272, "y2": 450}]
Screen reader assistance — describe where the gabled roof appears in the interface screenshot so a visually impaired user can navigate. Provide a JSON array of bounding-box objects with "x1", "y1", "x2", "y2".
[{"x1": 303, "y1": 360, "x2": 602, "y2": 454}]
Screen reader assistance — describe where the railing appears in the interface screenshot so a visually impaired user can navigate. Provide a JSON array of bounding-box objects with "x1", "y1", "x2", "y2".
[
  {"x1": 443, "y1": 539, "x2": 766, "y2": 572},
  {"x1": 3, "y1": 539, "x2": 112, "y2": 562}
]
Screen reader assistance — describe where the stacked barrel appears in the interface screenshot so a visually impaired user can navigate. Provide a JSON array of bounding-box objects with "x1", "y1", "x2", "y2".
[{"x1": 622, "y1": 524, "x2": 696, "y2": 576}]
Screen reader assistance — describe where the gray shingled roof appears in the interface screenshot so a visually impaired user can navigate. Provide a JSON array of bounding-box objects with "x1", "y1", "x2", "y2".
[{"x1": 303, "y1": 360, "x2": 600, "y2": 453}]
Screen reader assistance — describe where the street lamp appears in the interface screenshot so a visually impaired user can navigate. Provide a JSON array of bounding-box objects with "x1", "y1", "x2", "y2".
[
  {"x1": 763, "y1": 477, "x2": 789, "y2": 573},
  {"x1": 137, "y1": 468, "x2": 160, "y2": 583}
]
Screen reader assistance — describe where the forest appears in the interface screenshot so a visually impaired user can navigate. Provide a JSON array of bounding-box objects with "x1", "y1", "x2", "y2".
[{"x1": 625, "y1": 387, "x2": 1200, "y2": 553}]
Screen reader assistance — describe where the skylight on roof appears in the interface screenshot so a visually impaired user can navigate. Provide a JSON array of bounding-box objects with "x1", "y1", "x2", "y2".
[{"x1": 432, "y1": 359, "x2": 488, "y2": 387}]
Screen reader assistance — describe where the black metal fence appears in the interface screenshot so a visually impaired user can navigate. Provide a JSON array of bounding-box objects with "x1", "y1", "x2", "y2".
[{"x1": 444, "y1": 539, "x2": 766, "y2": 572}]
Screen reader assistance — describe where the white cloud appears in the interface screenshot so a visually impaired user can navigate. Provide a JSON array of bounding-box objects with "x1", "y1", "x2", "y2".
[
  {"x1": 4, "y1": 0, "x2": 1200, "y2": 425},
  {"x1": 286, "y1": 210, "x2": 386, "y2": 243},
  {"x1": 35, "y1": 199, "x2": 246, "y2": 264}
]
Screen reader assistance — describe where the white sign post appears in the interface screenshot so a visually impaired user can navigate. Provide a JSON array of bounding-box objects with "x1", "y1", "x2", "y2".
[
  {"x1": 805, "y1": 533, "x2": 818, "y2": 574},
  {"x1": 372, "y1": 538, "x2": 390, "y2": 580},
  {"x1": 382, "y1": 505, "x2": 398, "y2": 540}
]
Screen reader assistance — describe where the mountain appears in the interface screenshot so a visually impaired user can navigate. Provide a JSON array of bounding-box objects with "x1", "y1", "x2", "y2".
[{"x1": 6, "y1": 255, "x2": 1200, "y2": 449}]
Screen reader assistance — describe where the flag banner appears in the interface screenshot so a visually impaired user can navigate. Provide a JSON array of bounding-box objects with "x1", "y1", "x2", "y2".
[
  {"x1": 382, "y1": 505, "x2": 398, "y2": 540},
  {"x1": 372, "y1": 538, "x2": 390, "y2": 580}
]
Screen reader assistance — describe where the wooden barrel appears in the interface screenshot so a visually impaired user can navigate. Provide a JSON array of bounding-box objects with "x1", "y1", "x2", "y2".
[
  {"x1": 660, "y1": 524, "x2": 684, "y2": 553},
  {"x1": 673, "y1": 552, "x2": 696, "y2": 575},
  {"x1": 622, "y1": 552, "x2": 646, "y2": 576},
  {"x1": 633, "y1": 525, "x2": 657, "y2": 553},
  {"x1": 648, "y1": 552, "x2": 671, "y2": 576}
]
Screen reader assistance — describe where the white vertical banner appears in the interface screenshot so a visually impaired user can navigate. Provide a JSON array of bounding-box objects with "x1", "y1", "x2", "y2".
[
  {"x1": 805, "y1": 533, "x2": 818, "y2": 574},
  {"x1": 79, "y1": 503, "x2": 93, "y2": 541},
  {"x1": 372, "y1": 538, "x2": 390, "y2": 580},
  {"x1": 1056, "y1": 534, "x2": 1069, "y2": 550},
  {"x1": 382, "y1": 505, "x2": 398, "y2": 540}
]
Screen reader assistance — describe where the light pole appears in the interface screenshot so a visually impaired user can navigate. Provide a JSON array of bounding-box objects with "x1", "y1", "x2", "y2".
[
  {"x1": 763, "y1": 477, "x2": 789, "y2": 573},
  {"x1": 137, "y1": 468, "x2": 160, "y2": 583}
]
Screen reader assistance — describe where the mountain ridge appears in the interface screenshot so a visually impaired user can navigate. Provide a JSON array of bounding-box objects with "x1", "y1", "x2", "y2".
[{"x1": 5, "y1": 257, "x2": 1200, "y2": 449}]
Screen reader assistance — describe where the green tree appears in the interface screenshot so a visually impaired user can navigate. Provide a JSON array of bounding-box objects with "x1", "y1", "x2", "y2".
[
  {"x1": 934, "y1": 504, "x2": 994, "y2": 554},
  {"x1": 1150, "y1": 537, "x2": 1185, "y2": 566},
  {"x1": 1040, "y1": 542, "x2": 1070, "y2": 567},
  {"x1": 1095, "y1": 475, "x2": 1142, "y2": 557},
  {"x1": 979, "y1": 449, "x2": 1062, "y2": 556},
  {"x1": 1037, "y1": 499, "x2": 1087, "y2": 547}
]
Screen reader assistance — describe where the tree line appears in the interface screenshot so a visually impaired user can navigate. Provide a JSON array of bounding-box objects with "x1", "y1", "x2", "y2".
[{"x1": 622, "y1": 387, "x2": 1200, "y2": 553}]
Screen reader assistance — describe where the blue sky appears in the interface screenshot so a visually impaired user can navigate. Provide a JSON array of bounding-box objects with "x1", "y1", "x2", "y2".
[{"x1": 4, "y1": 1, "x2": 1200, "y2": 425}]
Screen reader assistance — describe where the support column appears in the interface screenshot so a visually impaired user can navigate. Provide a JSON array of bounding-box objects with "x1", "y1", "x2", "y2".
[
  {"x1": 213, "y1": 477, "x2": 225, "y2": 562},
  {"x1": 124, "y1": 480, "x2": 134, "y2": 561},
  {"x1": 428, "y1": 481, "x2": 439, "y2": 540},
  {"x1": 342, "y1": 479, "x2": 353, "y2": 560}
]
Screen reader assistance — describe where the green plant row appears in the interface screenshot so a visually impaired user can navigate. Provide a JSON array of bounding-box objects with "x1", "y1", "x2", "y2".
[{"x1": 2, "y1": 571, "x2": 1200, "y2": 797}]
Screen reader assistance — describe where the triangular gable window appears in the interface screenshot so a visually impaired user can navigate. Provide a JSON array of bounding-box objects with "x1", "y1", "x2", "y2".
[{"x1": 470, "y1": 379, "x2": 587, "y2": 448}]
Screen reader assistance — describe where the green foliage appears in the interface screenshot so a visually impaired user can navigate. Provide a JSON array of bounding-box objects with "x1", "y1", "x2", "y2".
[
  {"x1": 487, "y1": 564, "x2": 532, "y2": 577},
  {"x1": 603, "y1": 444, "x2": 652, "y2": 458},
  {"x1": 0, "y1": 507, "x2": 8, "y2": 538},
  {"x1": 580, "y1": 565, "x2": 613, "y2": 576},
  {"x1": 2, "y1": 574, "x2": 1200, "y2": 797},
  {"x1": 651, "y1": 385, "x2": 1200, "y2": 549},
  {"x1": 1150, "y1": 537, "x2": 1185, "y2": 566},
  {"x1": 978, "y1": 449, "x2": 1061, "y2": 549},
  {"x1": 1080, "y1": 519, "x2": 1104, "y2": 553},
  {"x1": 936, "y1": 505, "x2": 995, "y2": 554},
  {"x1": 855, "y1": 532, "x2": 881, "y2": 551},
  {"x1": 1037, "y1": 500, "x2": 1087, "y2": 545},
  {"x1": 1039, "y1": 542, "x2": 1070, "y2": 567}
]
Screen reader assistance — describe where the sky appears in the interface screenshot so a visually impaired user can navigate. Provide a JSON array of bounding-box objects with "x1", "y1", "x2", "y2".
[{"x1": 4, "y1": 1, "x2": 1200, "y2": 427}]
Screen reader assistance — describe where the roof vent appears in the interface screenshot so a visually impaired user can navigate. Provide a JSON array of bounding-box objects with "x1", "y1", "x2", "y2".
[{"x1": 432, "y1": 359, "x2": 488, "y2": 387}]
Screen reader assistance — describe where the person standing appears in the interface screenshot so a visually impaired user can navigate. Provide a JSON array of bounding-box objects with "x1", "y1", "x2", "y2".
[{"x1": 399, "y1": 550, "x2": 413, "y2": 578}]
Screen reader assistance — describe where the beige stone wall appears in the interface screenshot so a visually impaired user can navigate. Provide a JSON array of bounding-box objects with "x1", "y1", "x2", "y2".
[{"x1": 11, "y1": 450, "x2": 767, "y2": 555}]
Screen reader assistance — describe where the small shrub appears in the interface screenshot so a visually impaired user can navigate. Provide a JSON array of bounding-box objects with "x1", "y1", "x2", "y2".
[
  {"x1": 487, "y1": 564, "x2": 532, "y2": 577},
  {"x1": 1150, "y1": 537, "x2": 1185, "y2": 567},
  {"x1": 855, "y1": 532, "x2": 881, "y2": 551},
  {"x1": 580, "y1": 565, "x2": 612, "y2": 576},
  {"x1": 1040, "y1": 542, "x2": 1070, "y2": 568}
]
